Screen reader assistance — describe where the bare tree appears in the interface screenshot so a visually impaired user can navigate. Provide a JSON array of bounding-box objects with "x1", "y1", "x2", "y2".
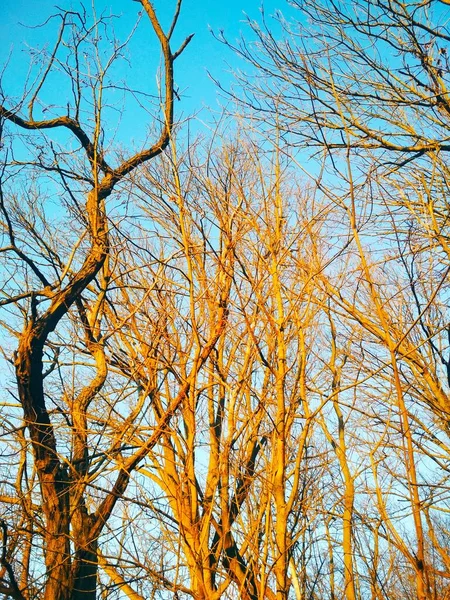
[
  {"x1": 0, "y1": 2, "x2": 192, "y2": 598},
  {"x1": 91, "y1": 134, "x2": 336, "y2": 600},
  {"x1": 215, "y1": 1, "x2": 450, "y2": 598},
  {"x1": 3, "y1": 1, "x2": 450, "y2": 599}
]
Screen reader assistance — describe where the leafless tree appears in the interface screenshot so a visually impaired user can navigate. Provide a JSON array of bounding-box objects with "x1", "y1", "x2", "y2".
[
  {"x1": 0, "y1": 2, "x2": 192, "y2": 598},
  {"x1": 3, "y1": 1, "x2": 450, "y2": 600},
  {"x1": 215, "y1": 1, "x2": 450, "y2": 598}
]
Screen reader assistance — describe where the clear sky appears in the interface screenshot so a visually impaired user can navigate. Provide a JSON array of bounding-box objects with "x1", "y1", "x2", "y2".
[{"x1": 0, "y1": 0, "x2": 292, "y2": 143}]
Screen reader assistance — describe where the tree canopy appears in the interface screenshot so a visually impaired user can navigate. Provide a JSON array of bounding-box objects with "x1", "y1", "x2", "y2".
[{"x1": 1, "y1": 1, "x2": 450, "y2": 600}]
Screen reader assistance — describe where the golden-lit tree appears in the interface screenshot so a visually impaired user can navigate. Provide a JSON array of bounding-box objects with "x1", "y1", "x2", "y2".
[
  {"x1": 2, "y1": 1, "x2": 450, "y2": 600},
  {"x1": 0, "y1": 1, "x2": 192, "y2": 598},
  {"x1": 98, "y1": 138, "x2": 330, "y2": 600},
  {"x1": 217, "y1": 1, "x2": 450, "y2": 598}
]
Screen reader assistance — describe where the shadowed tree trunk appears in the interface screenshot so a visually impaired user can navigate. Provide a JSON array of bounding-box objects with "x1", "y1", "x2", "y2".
[{"x1": 0, "y1": 2, "x2": 192, "y2": 598}]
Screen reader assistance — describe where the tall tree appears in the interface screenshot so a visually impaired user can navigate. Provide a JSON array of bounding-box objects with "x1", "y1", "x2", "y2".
[
  {"x1": 0, "y1": 2, "x2": 192, "y2": 598},
  {"x1": 218, "y1": 1, "x2": 450, "y2": 598},
  {"x1": 2, "y1": 1, "x2": 450, "y2": 599}
]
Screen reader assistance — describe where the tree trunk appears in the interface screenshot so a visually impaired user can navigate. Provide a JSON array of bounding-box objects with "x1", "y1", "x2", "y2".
[{"x1": 71, "y1": 543, "x2": 99, "y2": 600}]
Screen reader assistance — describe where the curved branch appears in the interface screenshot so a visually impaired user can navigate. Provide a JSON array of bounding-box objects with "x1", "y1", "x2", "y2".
[{"x1": 0, "y1": 108, "x2": 111, "y2": 173}]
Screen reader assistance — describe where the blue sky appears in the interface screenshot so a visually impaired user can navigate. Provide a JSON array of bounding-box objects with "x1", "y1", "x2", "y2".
[{"x1": 0, "y1": 0, "x2": 291, "y2": 142}]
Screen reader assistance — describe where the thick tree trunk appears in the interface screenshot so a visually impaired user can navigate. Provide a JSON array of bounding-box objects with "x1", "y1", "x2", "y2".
[
  {"x1": 41, "y1": 469, "x2": 71, "y2": 600},
  {"x1": 15, "y1": 333, "x2": 71, "y2": 600},
  {"x1": 71, "y1": 543, "x2": 99, "y2": 600}
]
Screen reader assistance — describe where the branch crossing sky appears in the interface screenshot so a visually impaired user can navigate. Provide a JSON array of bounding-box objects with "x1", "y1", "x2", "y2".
[{"x1": 0, "y1": 0, "x2": 288, "y2": 136}]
